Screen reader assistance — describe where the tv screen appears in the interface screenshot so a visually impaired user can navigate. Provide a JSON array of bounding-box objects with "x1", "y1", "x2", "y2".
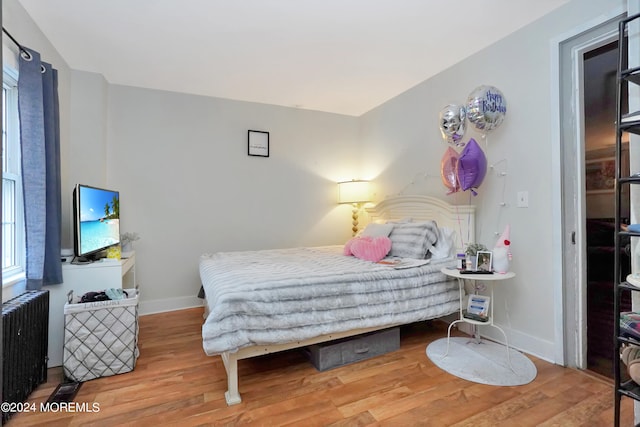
[{"x1": 73, "y1": 184, "x2": 120, "y2": 261}]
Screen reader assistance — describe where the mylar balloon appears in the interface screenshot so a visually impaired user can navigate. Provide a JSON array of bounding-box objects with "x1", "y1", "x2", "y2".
[
  {"x1": 438, "y1": 104, "x2": 466, "y2": 146},
  {"x1": 440, "y1": 147, "x2": 460, "y2": 194},
  {"x1": 457, "y1": 138, "x2": 487, "y2": 194},
  {"x1": 466, "y1": 85, "x2": 507, "y2": 132}
]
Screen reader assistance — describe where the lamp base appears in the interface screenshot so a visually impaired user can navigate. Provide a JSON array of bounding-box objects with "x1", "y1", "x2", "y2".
[{"x1": 351, "y1": 205, "x2": 360, "y2": 236}]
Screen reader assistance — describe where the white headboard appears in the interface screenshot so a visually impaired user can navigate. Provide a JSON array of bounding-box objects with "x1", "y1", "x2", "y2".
[{"x1": 365, "y1": 195, "x2": 475, "y2": 253}]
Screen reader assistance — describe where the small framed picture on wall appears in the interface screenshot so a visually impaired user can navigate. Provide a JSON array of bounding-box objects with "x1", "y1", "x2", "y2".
[{"x1": 248, "y1": 130, "x2": 269, "y2": 157}]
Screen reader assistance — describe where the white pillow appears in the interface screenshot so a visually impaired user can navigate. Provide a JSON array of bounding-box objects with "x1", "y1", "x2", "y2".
[
  {"x1": 388, "y1": 221, "x2": 439, "y2": 259},
  {"x1": 430, "y1": 227, "x2": 457, "y2": 260},
  {"x1": 360, "y1": 223, "x2": 394, "y2": 238},
  {"x1": 386, "y1": 217, "x2": 413, "y2": 224}
]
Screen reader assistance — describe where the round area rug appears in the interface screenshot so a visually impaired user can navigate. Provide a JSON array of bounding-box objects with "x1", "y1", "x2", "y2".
[{"x1": 426, "y1": 337, "x2": 537, "y2": 386}]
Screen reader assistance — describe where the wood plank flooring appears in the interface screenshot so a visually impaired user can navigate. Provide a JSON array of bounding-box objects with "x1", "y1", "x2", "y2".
[{"x1": 6, "y1": 307, "x2": 635, "y2": 426}]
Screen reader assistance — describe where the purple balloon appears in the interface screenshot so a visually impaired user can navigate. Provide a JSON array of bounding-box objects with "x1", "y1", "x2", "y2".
[{"x1": 457, "y1": 138, "x2": 487, "y2": 193}]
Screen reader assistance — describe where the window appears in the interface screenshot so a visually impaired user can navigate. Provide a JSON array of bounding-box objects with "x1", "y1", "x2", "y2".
[{"x1": 2, "y1": 68, "x2": 24, "y2": 284}]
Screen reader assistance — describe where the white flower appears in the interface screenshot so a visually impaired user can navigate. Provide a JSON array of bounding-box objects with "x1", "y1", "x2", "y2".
[{"x1": 120, "y1": 232, "x2": 140, "y2": 244}]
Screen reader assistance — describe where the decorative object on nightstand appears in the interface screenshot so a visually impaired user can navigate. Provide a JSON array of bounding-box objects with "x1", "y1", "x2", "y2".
[
  {"x1": 492, "y1": 224, "x2": 512, "y2": 273},
  {"x1": 475, "y1": 250, "x2": 493, "y2": 272},
  {"x1": 120, "y1": 232, "x2": 140, "y2": 253},
  {"x1": 464, "y1": 294, "x2": 490, "y2": 322},
  {"x1": 338, "y1": 180, "x2": 371, "y2": 236},
  {"x1": 465, "y1": 242, "x2": 488, "y2": 271}
]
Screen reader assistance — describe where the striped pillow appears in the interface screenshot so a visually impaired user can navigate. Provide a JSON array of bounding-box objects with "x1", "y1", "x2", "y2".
[{"x1": 388, "y1": 221, "x2": 439, "y2": 259}]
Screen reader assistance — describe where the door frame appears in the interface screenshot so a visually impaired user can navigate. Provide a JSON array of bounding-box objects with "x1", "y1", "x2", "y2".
[{"x1": 552, "y1": 8, "x2": 625, "y2": 368}]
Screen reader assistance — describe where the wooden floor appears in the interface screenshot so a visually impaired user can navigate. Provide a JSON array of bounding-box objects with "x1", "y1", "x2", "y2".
[{"x1": 7, "y1": 307, "x2": 635, "y2": 426}]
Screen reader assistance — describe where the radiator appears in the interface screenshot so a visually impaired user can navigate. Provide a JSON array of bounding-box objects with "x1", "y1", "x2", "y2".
[{"x1": 2, "y1": 290, "x2": 49, "y2": 423}]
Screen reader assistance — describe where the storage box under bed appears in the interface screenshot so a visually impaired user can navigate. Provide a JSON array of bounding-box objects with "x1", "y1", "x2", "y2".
[{"x1": 305, "y1": 327, "x2": 400, "y2": 371}]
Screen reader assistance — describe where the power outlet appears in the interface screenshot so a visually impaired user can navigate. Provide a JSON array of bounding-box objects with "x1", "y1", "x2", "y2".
[{"x1": 517, "y1": 191, "x2": 529, "y2": 208}]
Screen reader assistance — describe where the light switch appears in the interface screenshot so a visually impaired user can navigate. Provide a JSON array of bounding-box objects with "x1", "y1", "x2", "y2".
[{"x1": 517, "y1": 191, "x2": 529, "y2": 208}]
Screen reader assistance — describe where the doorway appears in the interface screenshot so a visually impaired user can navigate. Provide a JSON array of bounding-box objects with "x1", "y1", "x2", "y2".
[
  {"x1": 559, "y1": 13, "x2": 625, "y2": 373},
  {"x1": 583, "y1": 40, "x2": 631, "y2": 378}
]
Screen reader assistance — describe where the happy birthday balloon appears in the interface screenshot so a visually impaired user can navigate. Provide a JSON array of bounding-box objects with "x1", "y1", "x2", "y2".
[
  {"x1": 440, "y1": 147, "x2": 460, "y2": 194},
  {"x1": 438, "y1": 104, "x2": 466, "y2": 146},
  {"x1": 457, "y1": 138, "x2": 487, "y2": 194},
  {"x1": 466, "y1": 85, "x2": 507, "y2": 132}
]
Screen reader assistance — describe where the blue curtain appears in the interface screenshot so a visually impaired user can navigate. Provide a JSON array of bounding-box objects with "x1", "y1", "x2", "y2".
[{"x1": 18, "y1": 47, "x2": 62, "y2": 289}]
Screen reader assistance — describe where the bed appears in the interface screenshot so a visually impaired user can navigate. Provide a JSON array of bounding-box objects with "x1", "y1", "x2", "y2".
[{"x1": 199, "y1": 195, "x2": 475, "y2": 405}]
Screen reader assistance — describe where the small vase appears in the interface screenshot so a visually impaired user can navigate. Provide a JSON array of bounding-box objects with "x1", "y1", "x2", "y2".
[{"x1": 466, "y1": 255, "x2": 477, "y2": 271}]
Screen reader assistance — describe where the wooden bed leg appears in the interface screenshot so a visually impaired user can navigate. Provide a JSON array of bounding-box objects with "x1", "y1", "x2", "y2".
[{"x1": 221, "y1": 352, "x2": 242, "y2": 405}]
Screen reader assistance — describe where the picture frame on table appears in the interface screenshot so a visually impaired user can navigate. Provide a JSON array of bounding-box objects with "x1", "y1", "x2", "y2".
[
  {"x1": 465, "y1": 294, "x2": 490, "y2": 321},
  {"x1": 475, "y1": 250, "x2": 493, "y2": 272},
  {"x1": 248, "y1": 130, "x2": 269, "y2": 157}
]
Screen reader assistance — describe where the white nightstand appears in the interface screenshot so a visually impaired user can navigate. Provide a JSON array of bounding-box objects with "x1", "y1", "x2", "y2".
[{"x1": 441, "y1": 267, "x2": 516, "y2": 367}]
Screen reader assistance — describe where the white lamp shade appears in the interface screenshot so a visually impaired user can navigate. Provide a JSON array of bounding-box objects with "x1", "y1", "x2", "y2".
[{"x1": 338, "y1": 180, "x2": 371, "y2": 204}]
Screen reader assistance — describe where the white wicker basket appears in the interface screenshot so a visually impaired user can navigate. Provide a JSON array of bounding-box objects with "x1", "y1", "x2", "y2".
[{"x1": 63, "y1": 289, "x2": 139, "y2": 382}]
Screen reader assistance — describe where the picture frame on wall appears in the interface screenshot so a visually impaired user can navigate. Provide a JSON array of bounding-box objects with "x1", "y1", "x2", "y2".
[
  {"x1": 248, "y1": 130, "x2": 269, "y2": 157},
  {"x1": 585, "y1": 157, "x2": 615, "y2": 194}
]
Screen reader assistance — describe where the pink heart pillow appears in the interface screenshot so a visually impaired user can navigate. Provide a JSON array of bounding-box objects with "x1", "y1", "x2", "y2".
[
  {"x1": 349, "y1": 236, "x2": 392, "y2": 262},
  {"x1": 344, "y1": 237, "x2": 357, "y2": 256}
]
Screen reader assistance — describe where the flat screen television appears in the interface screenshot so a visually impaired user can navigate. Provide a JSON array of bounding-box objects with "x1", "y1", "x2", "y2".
[{"x1": 73, "y1": 184, "x2": 120, "y2": 262}]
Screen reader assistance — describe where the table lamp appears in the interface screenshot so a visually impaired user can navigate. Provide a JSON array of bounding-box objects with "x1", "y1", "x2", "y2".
[{"x1": 338, "y1": 180, "x2": 371, "y2": 236}]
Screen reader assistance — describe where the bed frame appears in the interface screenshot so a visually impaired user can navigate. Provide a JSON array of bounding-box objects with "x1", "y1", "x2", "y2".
[{"x1": 219, "y1": 194, "x2": 475, "y2": 405}]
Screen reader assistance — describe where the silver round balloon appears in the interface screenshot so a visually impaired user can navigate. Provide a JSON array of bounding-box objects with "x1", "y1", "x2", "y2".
[
  {"x1": 438, "y1": 104, "x2": 466, "y2": 146},
  {"x1": 466, "y1": 85, "x2": 507, "y2": 132}
]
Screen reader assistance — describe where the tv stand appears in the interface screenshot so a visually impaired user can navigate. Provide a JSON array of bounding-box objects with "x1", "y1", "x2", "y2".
[
  {"x1": 44, "y1": 251, "x2": 137, "y2": 367},
  {"x1": 71, "y1": 250, "x2": 109, "y2": 264}
]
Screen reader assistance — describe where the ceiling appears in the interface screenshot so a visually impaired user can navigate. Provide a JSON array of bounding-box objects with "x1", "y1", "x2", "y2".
[{"x1": 16, "y1": 0, "x2": 569, "y2": 116}]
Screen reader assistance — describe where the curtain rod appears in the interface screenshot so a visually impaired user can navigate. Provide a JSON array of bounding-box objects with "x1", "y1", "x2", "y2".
[{"x1": 2, "y1": 27, "x2": 30, "y2": 57}]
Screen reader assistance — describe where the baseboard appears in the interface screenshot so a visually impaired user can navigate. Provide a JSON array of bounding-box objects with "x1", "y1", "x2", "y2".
[
  {"x1": 500, "y1": 326, "x2": 555, "y2": 363},
  {"x1": 447, "y1": 319, "x2": 555, "y2": 364},
  {"x1": 138, "y1": 295, "x2": 203, "y2": 316}
]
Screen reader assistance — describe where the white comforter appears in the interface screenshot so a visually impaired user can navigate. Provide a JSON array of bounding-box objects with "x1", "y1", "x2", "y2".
[{"x1": 200, "y1": 246, "x2": 458, "y2": 355}]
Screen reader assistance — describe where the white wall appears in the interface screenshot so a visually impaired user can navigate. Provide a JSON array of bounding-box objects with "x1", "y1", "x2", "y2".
[
  {"x1": 68, "y1": 70, "x2": 109, "y2": 193},
  {"x1": 105, "y1": 85, "x2": 361, "y2": 313},
  {"x1": 360, "y1": 0, "x2": 627, "y2": 361}
]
